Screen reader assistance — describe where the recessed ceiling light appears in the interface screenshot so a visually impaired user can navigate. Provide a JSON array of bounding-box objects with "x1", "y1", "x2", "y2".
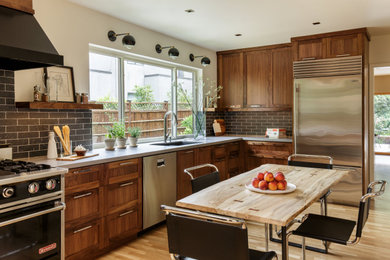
[
  {"x1": 313, "y1": 22, "x2": 321, "y2": 25},
  {"x1": 185, "y1": 9, "x2": 195, "y2": 13},
  {"x1": 235, "y1": 33, "x2": 242, "y2": 37}
]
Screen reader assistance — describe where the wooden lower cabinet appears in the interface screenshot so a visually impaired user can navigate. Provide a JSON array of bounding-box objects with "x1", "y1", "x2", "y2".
[
  {"x1": 65, "y1": 159, "x2": 142, "y2": 259},
  {"x1": 105, "y1": 207, "x2": 139, "y2": 243},
  {"x1": 176, "y1": 142, "x2": 243, "y2": 199},
  {"x1": 65, "y1": 218, "x2": 101, "y2": 260},
  {"x1": 176, "y1": 149, "x2": 196, "y2": 200},
  {"x1": 245, "y1": 141, "x2": 293, "y2": 171}
]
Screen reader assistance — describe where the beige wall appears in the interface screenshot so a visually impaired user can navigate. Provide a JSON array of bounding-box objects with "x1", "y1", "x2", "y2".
[
  {"x1": 374, "y1": 75, "x2": 390, "y2": 94},
  {"x1": 370, "y1": 34, "x2": 390, "y2": 64},
  {"x1": 15, "y1": 0, "x2": 217, "y2": 101}
]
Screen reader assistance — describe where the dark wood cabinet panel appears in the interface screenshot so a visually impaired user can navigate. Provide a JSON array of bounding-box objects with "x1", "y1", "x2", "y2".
[
  {"x1": 177, "y1": 149, "x2": 196, "y2": 200},
  {"x1": 245, "y1": 141, "x2": 293, "y2": 171},
  {"x1": 245, "y1": 50, "x2": 272, "y2": 107},
  {"x1": 294, "y1": 38, "x2": 325, "y2": 61},
  {"x1": 65, "y1": 158, "x2": 142, "y2": 259},
  {"x1": 326, "y1": 34, "x2": 361, "y2": 58},
  {"x1": 105, "y1": 207, "x2": 139, "y2": 243},
  {"x1": 218, "y1": 52, "x2": 244, "y2": 108},
  {"x1": 105, "y1": 180, "x2": 138, "y2": 215},
  {"x1": 212, "y1": 144, "x2": 228, "y2": 180},
  {"x1": 65, "y1": 165, "x2": 101, "y2": 194},
  {"x1": 0, "y1": 0, "x2": 34, "y2": 14},
  {"x1": 65, "y1": 219, "x2": 100, "y2": 259},
  {"x1": 195, "y1": 146, "x2": 213, "y2": 176},
  {"x1": 105, "y1": 158, "x2": 141, "y2": 185},
  {"x1": 272, "y1": 47, "x2": 293, "y2": 107},
  {"x1": 65, "y1": 188, "x2": 100, "y2": 222}
]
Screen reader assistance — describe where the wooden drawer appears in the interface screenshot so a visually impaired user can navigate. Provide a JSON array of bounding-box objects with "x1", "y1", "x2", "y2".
[
  {"x1": 105, "y1": 158, "x2": 141, "y2": 185},
  {"x1": 66, "y1": 165, "x2": 101, "y2": 193},
  {"x1": 213, "y1": 144, "x2": 227, "y2": 161},
  {"x1": 105, "y1": 179, "x2": 139, "y2": 215},
  {"x1": 65, "y1": 219, "x2": 100, "y2": 259},
  {"x1": 228, "y1": 157, "x2": 240, "y2": 177},
  {"x1": 65, "y1": 188, "x2": 100, "y2": 222},
  {"x1": 228, "y1": 142, "x2": 240, "y2": 158},
  {"x1": 105, "y1": 207, "x2": 140, "y2": 243}
]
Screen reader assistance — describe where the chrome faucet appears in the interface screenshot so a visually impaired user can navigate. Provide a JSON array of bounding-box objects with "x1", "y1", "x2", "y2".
[{"x1": 164, "y1": 111, "x2": 178, "y2": 143}]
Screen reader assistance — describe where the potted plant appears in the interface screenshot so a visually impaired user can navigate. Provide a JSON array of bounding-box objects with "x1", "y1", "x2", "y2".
[
  {"x1": 104, "y1": 127, "x2": 116, "y2": 150},
  {"x1": 128, "y1": 127, "x2": 141, "y2": 147},
  {"x1": 112, "y1": 122, "x2": 127, "y2": 149}
]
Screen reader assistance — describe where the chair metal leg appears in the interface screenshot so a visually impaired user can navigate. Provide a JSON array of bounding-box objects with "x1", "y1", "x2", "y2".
[
  {"x1": 302, "y1": 237, "x2": 306, "y2": 260},
  {"x1": 265, "y1": 223, "x2": 269, "y2": 251}
]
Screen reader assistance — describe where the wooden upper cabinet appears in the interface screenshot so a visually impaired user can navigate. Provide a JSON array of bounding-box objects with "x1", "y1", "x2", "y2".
[
  {"x1": 0, "y1": 0, "x2": 34, "y2": 14},
  {"x1": 294, "y1": 38, "x2": 325, "y2": 61},
  {"x1": 292, "y1": 28, "x2": 368, "y2": 61},
  {"x1": 245, "y1": 50, "x2": 272, "y2": 107},
  {"x1": 272, "y1": 47, "x2": 293, "y2": 107},
  {"x1": 218, "y1": 53, "x2": 244, "y2": 108},
  {"x1": 326, "y1": 34, "x2": 361, "y2": 58}
]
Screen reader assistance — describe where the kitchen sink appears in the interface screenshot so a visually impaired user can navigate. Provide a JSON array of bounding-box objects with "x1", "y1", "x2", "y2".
[{"x1": 150, "y1": 141, "x2": 200, "y2": 146}]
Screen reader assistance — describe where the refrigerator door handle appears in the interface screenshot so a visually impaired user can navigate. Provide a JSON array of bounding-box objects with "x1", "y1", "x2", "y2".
[{"x1": 293, "y1": 82, "x2": 299, "y2": 152}]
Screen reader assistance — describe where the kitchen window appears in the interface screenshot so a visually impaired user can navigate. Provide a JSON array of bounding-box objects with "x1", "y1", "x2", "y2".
[{"x1": 89, "y1": 47, "x2": 200, "y2": 146}]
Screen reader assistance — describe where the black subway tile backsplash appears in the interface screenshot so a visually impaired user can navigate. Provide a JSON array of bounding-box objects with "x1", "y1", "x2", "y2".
[
  {"x1": 206, "y1": 110, "x2": 292, "y2": 137},
  {"x1": 0, "y1": 69, "x2": 92, "y2": 159}
]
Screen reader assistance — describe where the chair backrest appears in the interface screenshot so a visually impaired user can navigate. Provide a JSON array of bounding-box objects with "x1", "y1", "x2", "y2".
[
  {"x1": 191, "y1": 171, "x2": 220, "y2": 193},
  {"x1": 355, "y1": 180, "x2": 387, "y2": 238},
  {"x1": 162, "y1": 205, "x2": 249, "y2": 260},
  {"x1": 184, "y1": 164, "x2": 220, "y2": 193},
  {"x1": 288, "y1": 154, "x2": 333, "y2": 169}
]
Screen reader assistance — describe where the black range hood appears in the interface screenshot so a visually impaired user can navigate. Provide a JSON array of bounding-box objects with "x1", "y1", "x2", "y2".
[{"x1": 0, "y1": 6, "x2": 63, "y2": 71}]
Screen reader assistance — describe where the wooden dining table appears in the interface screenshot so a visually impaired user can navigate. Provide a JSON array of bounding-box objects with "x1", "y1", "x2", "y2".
[{"x1": 176, "y1": 164, "x2": 351, "y2": 260}]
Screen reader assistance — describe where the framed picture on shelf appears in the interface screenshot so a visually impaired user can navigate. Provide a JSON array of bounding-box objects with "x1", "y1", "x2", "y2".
[{"x1": 44, "y1": 66, "x2": 76, "y2": 102}]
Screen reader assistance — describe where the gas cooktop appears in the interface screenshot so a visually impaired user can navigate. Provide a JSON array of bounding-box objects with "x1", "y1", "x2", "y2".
[
  {"x1": 0, "y1": 160, "x2": 67, "y2": 186},
  {"x1": 0, "y1": 159, "x2": 51, "y2": 174}
]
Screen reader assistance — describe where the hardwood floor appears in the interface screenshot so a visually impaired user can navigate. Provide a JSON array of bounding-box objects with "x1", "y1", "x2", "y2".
[{"x1": 99, "y1": 201, "x2": 390, "y2": 260}]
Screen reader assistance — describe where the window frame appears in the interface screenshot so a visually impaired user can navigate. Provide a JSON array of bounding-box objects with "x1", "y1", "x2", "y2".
[{"x1": 89, "y1": 44, "x2": 202, "y2": 148}]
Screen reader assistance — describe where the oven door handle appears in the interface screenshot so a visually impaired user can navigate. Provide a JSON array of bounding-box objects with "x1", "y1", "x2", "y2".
[{"x1": 0, "y1": 202, "x2": 66, "y2": 228}]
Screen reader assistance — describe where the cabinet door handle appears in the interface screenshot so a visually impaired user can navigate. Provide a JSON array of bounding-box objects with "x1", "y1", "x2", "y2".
[
  {"x1": 119, "y1": 210, "x2": 134, "y2": 217},
  {"x1": 73, "y1": 225, "x2": 92, "y2": 234},
  {"x1": 73, "y1": 192, "x2": 92, "y2": 199},
  {"x1": 73, "y1": 168, "x2": 91, "y2": 174},
  {"x1": 119, "y1": 182, "x2": 134, "y2": 187},
  {"x1": 336, "y1": 54, "x2": 351, "y2": 57},
  {"x1": 184, "y1": 150, "x2": 194, "y2": 154},
  {"x1": 120, "y1": 161, "x2": 136, "y2": 166},
  {"x1": 302, "y1": 57, "x2": 316, "y2": 60}
]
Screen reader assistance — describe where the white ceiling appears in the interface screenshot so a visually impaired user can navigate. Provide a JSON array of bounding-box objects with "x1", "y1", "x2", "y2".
[{"x1": 68, "y1": 0, "x2": 390, "y2": 51}]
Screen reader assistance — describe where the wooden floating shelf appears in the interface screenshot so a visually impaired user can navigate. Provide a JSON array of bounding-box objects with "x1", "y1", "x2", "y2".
[
  {"x1": 15, "y1": 102, "x2": 104, "y2": 110},
  {"x1": 225, "y1": 107, "x2": 292, "y2": 112}
]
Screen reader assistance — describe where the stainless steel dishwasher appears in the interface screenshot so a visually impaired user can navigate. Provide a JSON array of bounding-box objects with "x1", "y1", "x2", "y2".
[{"x1": 143, "y1": 152, "x2": 177, "y2": 229}]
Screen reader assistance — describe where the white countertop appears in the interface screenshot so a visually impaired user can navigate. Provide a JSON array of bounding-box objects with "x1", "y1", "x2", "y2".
[{"x1": 25, "y1": 136, "x2": 292, "y2": 169}]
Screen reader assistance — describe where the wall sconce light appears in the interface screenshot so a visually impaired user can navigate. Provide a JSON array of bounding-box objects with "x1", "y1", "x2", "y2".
[
  {"x1": 108, "y1": 30, "x2": 136, "y2": 49},
  {"x1": 155, "y1": 44, "x2": 180, "y2": 59},
  {"x1": 189, "y1": 53, "x2": 211, "y2": 67}
]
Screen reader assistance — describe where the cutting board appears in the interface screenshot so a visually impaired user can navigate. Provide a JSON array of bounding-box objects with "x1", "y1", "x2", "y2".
[{"x1": 56, "y1": 153, "x2": 99, "y2": 161}]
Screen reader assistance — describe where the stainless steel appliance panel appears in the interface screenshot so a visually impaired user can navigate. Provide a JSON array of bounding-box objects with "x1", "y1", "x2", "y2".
[
  {"x1": 294, "y1": 75, "x2": 363, "y2": 167},
  {"x1": 328, "y1": 166, "x2": 363, "y2": 206},
  {"x1": 143, "y1": 152, "x2": 176, "y2": 229}
]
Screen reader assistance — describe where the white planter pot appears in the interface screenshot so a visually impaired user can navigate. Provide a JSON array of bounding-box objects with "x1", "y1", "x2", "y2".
[
  {"x1": 116, "y1": 137, "x2": 127, "y2": 149},
  {"x1": 104, "y1": 138, "x2": 116, "y2": 150},
  {"x1": 129, "y1": 137, "x2": 138, "y2": 147}
]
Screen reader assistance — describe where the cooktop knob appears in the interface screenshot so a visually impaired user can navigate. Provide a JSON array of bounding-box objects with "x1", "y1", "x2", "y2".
[
  {"x1": 2, "y1": 187, "x2": 14, "y2": 198},
  {"x1": 28, "y1": 182, "x2": 40, "y2": 194},
  {"x1": 46, "y1": 179, "x2": 56, "y2": 190}
]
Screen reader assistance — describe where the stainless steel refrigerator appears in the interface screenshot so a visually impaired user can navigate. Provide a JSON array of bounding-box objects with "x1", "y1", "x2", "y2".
[{"x1": 293, "y1": 56, "x2": 364, "y2": 206}]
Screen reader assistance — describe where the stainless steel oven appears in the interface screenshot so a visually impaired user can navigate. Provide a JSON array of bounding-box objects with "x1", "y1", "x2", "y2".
[
  {"x1": 0, "y1": 160, "x2": 67, "y2": 260},
  {"x1": 0, "y1": 198, "x2": 65, "y2": 259}
]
